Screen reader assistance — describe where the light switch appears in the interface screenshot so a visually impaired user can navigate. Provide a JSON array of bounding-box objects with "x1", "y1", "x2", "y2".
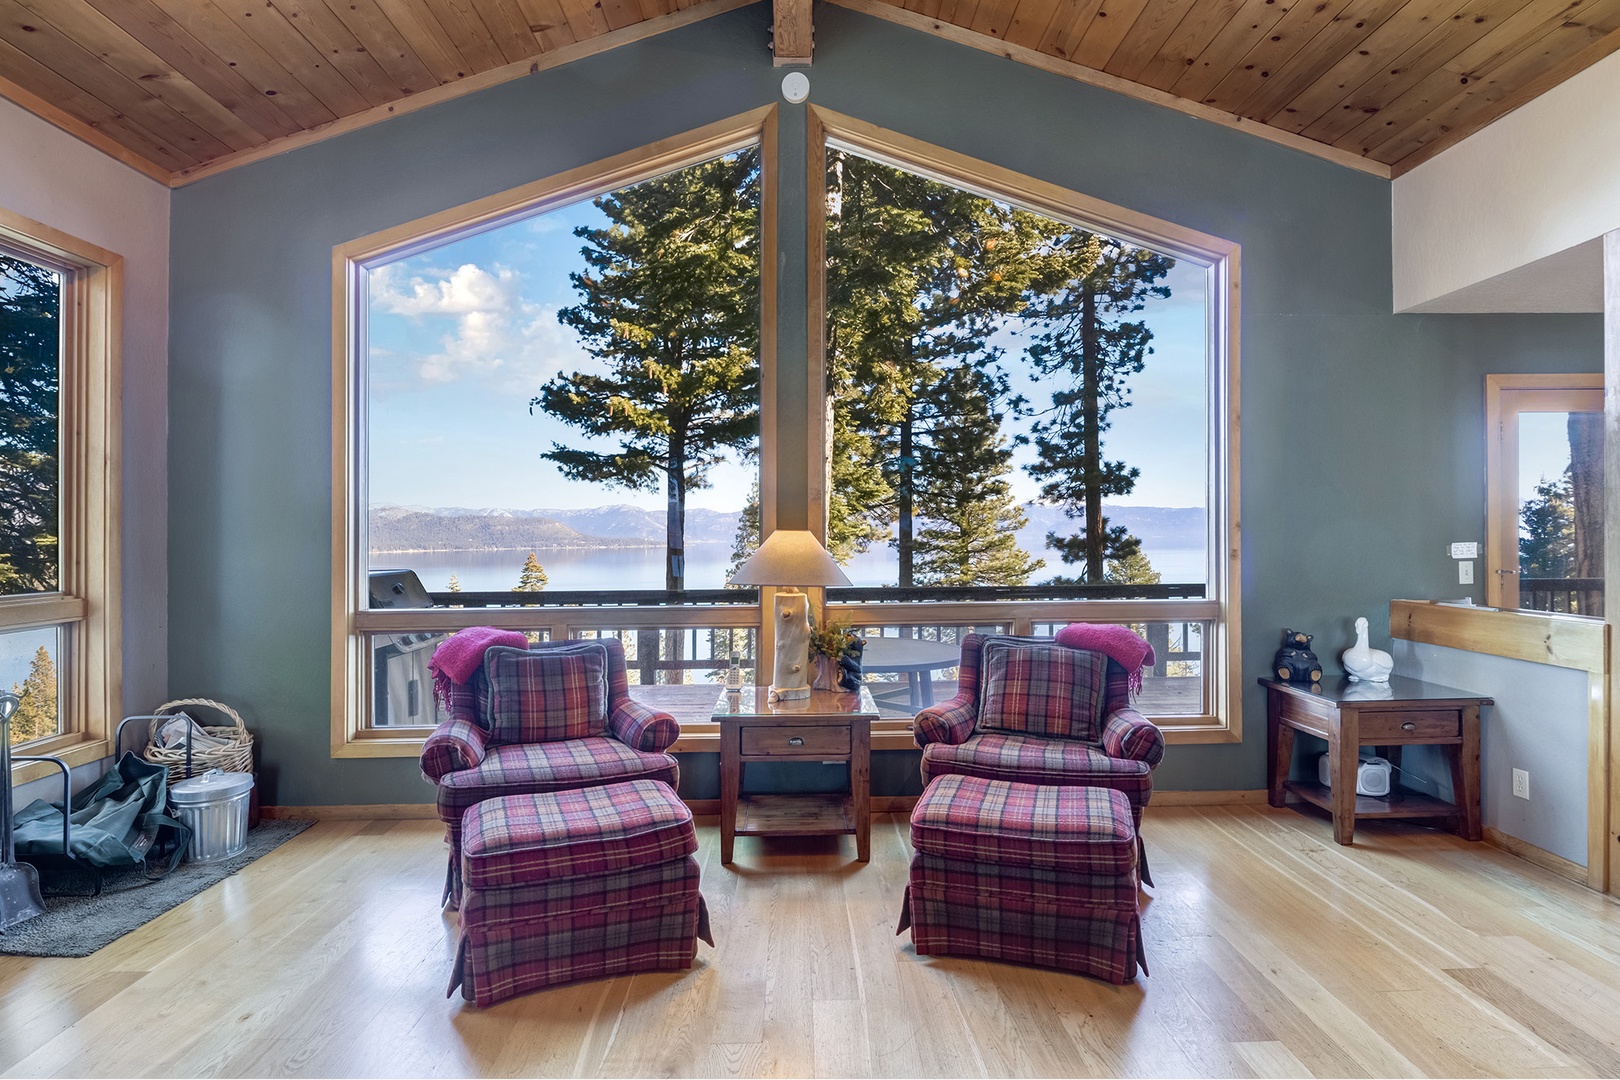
[{"x1": 1459, "y1": 561, "x2": 1474, "y2": 584}]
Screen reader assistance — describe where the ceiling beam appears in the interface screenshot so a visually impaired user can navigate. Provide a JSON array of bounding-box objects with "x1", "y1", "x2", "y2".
[{"x1": 774, "y1": 0, "x2": 813, "y2": 65}]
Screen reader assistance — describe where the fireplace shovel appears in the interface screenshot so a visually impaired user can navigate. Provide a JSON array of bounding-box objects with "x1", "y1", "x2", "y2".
[{"x1": 0, "y1": 693, "x2": 47, "y2": 932}]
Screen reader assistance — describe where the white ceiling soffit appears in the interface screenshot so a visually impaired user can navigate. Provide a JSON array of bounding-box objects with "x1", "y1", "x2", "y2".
[{"x1": 1399, "y1": 239, "x2": 1603, "y2": 314}]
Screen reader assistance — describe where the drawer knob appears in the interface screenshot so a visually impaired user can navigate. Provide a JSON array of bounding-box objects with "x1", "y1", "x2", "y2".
[
  {"x1": 1401, "y1": 722, "x2": 1416, "y2": 732},
  {"x1": 789, "y1": 736, "x2": 805, "y2": 746}
]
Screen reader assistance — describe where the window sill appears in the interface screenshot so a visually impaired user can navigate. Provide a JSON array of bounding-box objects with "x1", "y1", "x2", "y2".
[{"x1": 10, "y1": 734, "x2": 112, "y2": 783}]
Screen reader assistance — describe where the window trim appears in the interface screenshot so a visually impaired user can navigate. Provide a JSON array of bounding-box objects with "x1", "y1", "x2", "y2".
[
  {"x1": 330, "y1": 107, "x2": 780, "y2": 757},
  {"x1": 805, "y1": 107, "x2": 1243, "y2": 744},
  {"x1": 0, "y1": 207, "x2": 122, "y2": 779},
  {"x1": 1484, "y1": 373, "x2": 1603, "y2": 613}
]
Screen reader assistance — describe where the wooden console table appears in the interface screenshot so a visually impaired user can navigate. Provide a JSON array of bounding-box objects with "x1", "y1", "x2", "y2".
[
  {"x1": 1261, "y1": 676, "x2": 1489, "y2": 845},
  {"x1": 715, "y1": 686, "x2": 877, "y2": 865}
]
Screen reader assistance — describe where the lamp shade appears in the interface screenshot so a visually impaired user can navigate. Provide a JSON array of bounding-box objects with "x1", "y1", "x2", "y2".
[{"x1": 728, "y1": 529, "x2": 852, "y2": 588}]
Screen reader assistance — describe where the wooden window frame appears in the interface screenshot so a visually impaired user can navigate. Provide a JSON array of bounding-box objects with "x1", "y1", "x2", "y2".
[
  {"x1": 805, "y1": 108, "x2": 1243, "y2": 744},
  {"x1": 0, "y1": 208, "x2": 122, "y2": 780},
  {"x1": 1484, "y1": 373, "x2": 1604, "y2": 612},
  {"x1": 331, "y1": 107, "x2": 780, "y2": 758}
]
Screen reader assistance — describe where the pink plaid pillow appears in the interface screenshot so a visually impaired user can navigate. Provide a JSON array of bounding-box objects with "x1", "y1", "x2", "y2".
[
  {"x1": 978, "y1": 642, "x2": 1107, "y2": 743},
  {"x1": 484, "y1": 644, "x2": 608, "y2": 744}
]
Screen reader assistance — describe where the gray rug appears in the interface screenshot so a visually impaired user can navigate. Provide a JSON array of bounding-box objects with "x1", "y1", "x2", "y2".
[{"x1": 0, "y1": 818, "x2": 315, "y2": 957}]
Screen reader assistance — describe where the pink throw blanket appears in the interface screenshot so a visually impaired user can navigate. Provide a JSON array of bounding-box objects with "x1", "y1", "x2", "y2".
[
  {"x1": 1054, "y1": 623, "x2": 1156, "y2": 699},
  {"x1": 430, "y1": 626, "x2": 530, "y2": 706}
]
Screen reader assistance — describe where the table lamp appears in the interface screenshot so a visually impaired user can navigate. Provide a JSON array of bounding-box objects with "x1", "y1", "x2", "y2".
[{"x1": 728, "y1": 529, "x2": 852, "y2": 700}]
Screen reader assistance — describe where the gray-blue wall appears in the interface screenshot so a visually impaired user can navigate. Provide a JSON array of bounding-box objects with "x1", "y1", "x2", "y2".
[{"x1": 168, "y1": 2, "x2": 1601, "y2": 806}]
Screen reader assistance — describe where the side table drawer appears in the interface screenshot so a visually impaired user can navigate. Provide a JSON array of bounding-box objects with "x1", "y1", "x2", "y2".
[
  {"x1": 1359, "y1": 710, "x2": 1461, "y2": 741},
  {"x1": 741, "y1": 725, "x2": 851, "y2": 758}
]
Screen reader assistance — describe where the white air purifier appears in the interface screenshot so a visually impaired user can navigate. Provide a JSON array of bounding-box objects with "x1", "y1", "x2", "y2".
[{"x1": 1318, "y1": 753, "x2": 1393, "y2": 797}]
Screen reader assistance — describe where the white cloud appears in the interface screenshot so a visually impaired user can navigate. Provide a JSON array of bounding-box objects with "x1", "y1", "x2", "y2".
[{"x1": 369, "y1": 261, "x2": 594, "y2": 389}]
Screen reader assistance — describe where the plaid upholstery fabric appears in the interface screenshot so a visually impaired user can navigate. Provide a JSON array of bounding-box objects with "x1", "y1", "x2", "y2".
[
  {"x1": 915, "y1": 693, "x2": 977, "y2": 747},
  {"x1": 461, "y1": 782, "x2": 696, "y2": 890},
  {"x1": 609, "y1": 698, "x2": 681, "y2": 753},
  {"x1": 979, "y1": 641, "x2": 1108, "y2": 743},
  {"x1": 450, "y1": 779, "x2": 711, "y2": 1007},
  {"x1": 908, "y1": 851, "x2": 1139, "y2": 911},
  {"x1": 900, "y1": 775, "x2": 1145, "y2": 984},
  {"x1": 913, "y1": 637, "x2": 1142, "y2": 751},
  {"x1": 920, "y1": 733, "x2": 1153, "y2": 815},
  {"x1": 462, "y1": 853, "x2": 699, "y2": 927},
  {"x1": 910, "y1": 775, "x2": 1136, "y2": 877},
  {"x1": 484, "y1": 643, "x2": 609, "y2": 744},
  {"x1": 452, "y1": 886, "x2": 707, "y2": 1006},
  {"x1": 901, "y1": 877, "x2": 1144, "y2": 984},
  {"x1": 420, "y1": 719, "x2": 488, "y2": 781},
  {"x1": 442, "y1": 638, "x2": 635, "y2": 732},
  {"x1": 436, "y1": 739, "x2": 680, "y2": 828},
  {"x1": 1103, "y1": 708, "x2": 1165, "y2": 766}
]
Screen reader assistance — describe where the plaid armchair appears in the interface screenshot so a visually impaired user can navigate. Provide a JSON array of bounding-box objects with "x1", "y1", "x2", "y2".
[
  {"x1": 420, "y1": 637, "x2": 680, "y2": 906},
  {"x1": 914, "y1": 633, "x2": 1165, "y2": 884}
]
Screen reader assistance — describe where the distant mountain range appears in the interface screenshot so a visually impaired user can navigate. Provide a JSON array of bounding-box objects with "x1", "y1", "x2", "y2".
[
  {"x1": 369, "y1": 503, "x2": 1205, "y2": 554},
  {"x1": 369, "y1": 504, "x2": 739, "y2": 552}
]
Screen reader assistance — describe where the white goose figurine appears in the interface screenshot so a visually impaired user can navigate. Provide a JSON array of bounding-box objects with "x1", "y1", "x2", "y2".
[{"x1": 1341, "y1": 617, "x2": 1394, "y2": 683}]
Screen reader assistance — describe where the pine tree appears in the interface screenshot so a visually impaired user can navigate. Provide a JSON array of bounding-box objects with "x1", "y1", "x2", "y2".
[
  {"x1": 446, "y1": 573, "x2": 462, "y2": 592},
  {"x1": 0, "y1": 255, "x2": 61, "y2": 594},
  {"x1": 1023, "y1": 233, "x2": 1174, "y2": 582},
  {"x1": 727, "y1": 481, "x2": 761, "y2": 583},
  {"x1": 823, "y1": 151, "x2": 1073, "y2": 578},
  {"x1": 533, "y1": 151, "x2": 761, "y2": 592},
  {"x1": 910, "y1": 364, "x2": 1043, "y2": 586},
  {"x1": 1105, "y1": 550, "x2": 1161, "y2": 585},
  {"x1": 515, "y1": 552, "x2": 549, "y2": 592},
  {"x1": 1519, "y1": 471, "x2": 1574, "y2": 577},
  {"x1": 8, "y1": 644, "x2": 57, "y2": 744}
]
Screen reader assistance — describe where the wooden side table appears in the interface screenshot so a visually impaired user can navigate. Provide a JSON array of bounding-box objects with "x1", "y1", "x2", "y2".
[
  {"x1": 715, "y1": 685, "x2": 877, "y2": 865},
  {"x1": 1261, "y1": 675, "x2": 1489, "y2": 845}
]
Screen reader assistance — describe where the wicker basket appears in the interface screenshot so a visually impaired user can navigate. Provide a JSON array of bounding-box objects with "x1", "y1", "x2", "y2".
[{"x1": 143, "y1": 698, "x2": 254, "y2": 784}]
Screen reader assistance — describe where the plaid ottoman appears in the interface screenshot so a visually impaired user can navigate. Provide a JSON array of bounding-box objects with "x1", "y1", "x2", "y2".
[
  {"x1": 898, "y1": 774, "x2": 1147, "y2": 984},
  {"x1": 448, "y1": 779, "x2": 713, "y2": 1006}
]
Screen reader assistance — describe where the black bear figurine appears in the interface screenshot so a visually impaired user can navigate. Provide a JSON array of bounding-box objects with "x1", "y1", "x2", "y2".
[
  {"x1": 837, "y1": 637, "x2": 865, "y2": 692},
  {"x1": 1273, "y1": 629, "x2": 1322, "y2": 683}
]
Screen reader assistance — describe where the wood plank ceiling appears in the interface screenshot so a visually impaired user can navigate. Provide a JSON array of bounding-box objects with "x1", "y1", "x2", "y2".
[{"x1": 0, "y1": 0, "x2": 1615, "y2": 184}]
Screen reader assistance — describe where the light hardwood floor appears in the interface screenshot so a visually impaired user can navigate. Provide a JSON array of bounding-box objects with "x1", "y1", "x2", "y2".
[{"x1": 3, "y1": 805, "x2": 1619, "y2": 1078}]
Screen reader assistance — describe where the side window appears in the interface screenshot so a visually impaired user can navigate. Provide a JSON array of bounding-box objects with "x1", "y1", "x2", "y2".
[{"x1": 1486, "y1": 374, "x2": 1604, "y2": 615}]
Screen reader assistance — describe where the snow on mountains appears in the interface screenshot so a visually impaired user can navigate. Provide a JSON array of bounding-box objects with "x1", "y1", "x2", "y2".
[{"x1": 368, "y1": 503, "x2": 1205, "y2": 553}]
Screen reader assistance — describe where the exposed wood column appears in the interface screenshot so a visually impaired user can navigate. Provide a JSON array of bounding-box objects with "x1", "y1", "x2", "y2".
[
  {"x1": 773, "y1": 0, "x2": 812, "y2": 65},
  {"x1": 1605, "y1": 230, "x2": 1620, "y2": 892}
]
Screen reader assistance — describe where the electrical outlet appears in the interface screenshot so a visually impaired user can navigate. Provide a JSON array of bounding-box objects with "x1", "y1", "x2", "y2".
[
  {"x1": 1459, "y1": 561, "x2": 1474, "y2": 584},
  {"x1": 1512, "y1": 768, "x2": 1530, "y2": 800}
]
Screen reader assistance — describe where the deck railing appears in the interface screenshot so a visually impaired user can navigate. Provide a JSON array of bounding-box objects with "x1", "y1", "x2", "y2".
[{"x1": 1518, "y1": 578, "x2": 1604, "y2": 617}]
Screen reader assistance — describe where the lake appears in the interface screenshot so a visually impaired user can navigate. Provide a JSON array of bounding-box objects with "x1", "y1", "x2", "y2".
[{"x1": 375, "y1": 543, "x2": 1209, "y2": 594}]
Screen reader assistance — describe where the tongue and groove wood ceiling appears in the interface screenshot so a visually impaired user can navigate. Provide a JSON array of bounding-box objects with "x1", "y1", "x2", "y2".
[{"x1": 0, "y1": 0, "x2": 1616, "y2": 185}]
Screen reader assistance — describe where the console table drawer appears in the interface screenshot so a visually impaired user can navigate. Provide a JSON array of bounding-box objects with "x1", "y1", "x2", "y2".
[
  {"x1": 741, "y1": 725, "x2": 851, "y2": 758},
  {"x1": 1358, "y1": 711, "x2": 1461, "y2": 741}
]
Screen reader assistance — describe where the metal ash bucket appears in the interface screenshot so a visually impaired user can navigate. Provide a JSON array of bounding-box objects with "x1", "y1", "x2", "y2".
[{"x1": 170, "y1": 769, "x2": 253, "y2": 863}]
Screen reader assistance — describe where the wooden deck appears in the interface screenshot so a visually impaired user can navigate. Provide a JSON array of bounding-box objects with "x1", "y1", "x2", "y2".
[{"x1": 4, "y1": 806, "x2": 1618, "y2": 1076}]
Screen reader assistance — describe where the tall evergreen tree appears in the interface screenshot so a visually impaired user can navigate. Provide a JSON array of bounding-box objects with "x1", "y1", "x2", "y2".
[
  {"x1": 1520, "y1": 471, "x2": 1574, "y2": 578},
  {"x1": 515, "y1": 552, "x2": 549, "y2": 592},
  {"x1": 1023, "y1": 234, "x2": 1173, "y2": 582},
  {"x1": 8, "y1": 644, "x2": 57, "y2": 745},
  {"x1": 727, "y1": 480, "x2": 761, "y2": 583},
  {"x1": 0, "y1": 255, "x2": 60, "y2": 594},
  {"x1": 1105, "y1": 550, "x2": 1161, "y2": 586},
  {"x1": 534, "y1": 151, "x2": 761, "y2": 591},
  {"x1": 910, "y1": 364, "x2": 1043, "y2": 586},
  {"x1": 823, "y1": 151, "x2": 1069, "y2": 580}
]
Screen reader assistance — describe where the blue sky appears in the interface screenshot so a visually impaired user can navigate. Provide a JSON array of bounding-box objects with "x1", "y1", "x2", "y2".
[{"x1": 365, "y1": 179, "x2": 1210, "y2": 514}]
